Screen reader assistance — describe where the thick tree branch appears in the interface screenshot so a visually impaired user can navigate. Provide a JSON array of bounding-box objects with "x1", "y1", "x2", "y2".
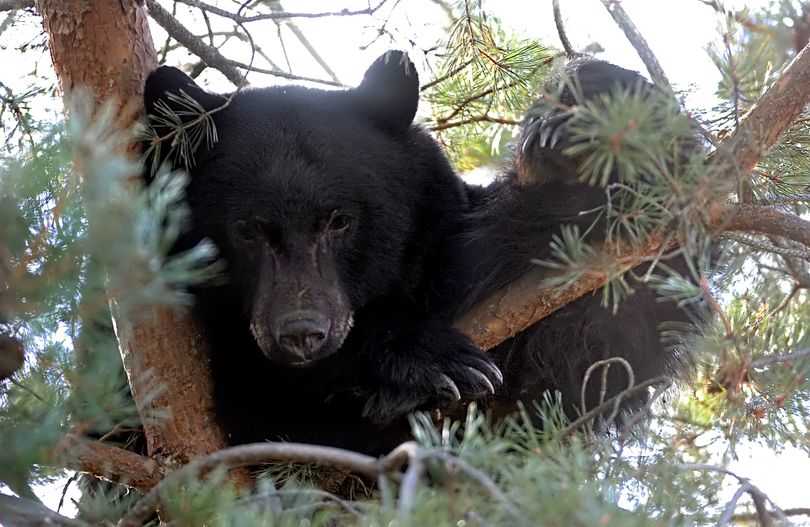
[
  {"x1": 718, "y1": 204, "x2": 810, "y2": 248},
  {"x1": 457, "y1": 42, "x2": 810, "y2": 350},
  {"x1": 58, "y1": 435, "x2": 164, "y2": 489},
  {"x1": 0, "y1": 494, "x2": 90, "y2": 527},
  {"x1": 712, "y1": 42, "x2": 810, "y2": 171}
]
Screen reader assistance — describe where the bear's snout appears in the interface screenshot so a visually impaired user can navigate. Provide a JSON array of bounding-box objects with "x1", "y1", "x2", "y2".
[{"x1": 274, "y1": 310, "x2": 331, "y2": 362}]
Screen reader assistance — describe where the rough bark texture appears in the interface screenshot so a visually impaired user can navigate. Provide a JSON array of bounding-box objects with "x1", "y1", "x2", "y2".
[
  {"x1": 719, "y1": 42, "x2": 810, "y2": 172},
  {"x1": 59, "y1": 435, "x2": 164, "y2": 490},
  {"x1": 455, "y1": 236, "x2": 664, "y2": 351},
  {"x1": 36, "y1": 0, "x2": 233, "y2": 472}
]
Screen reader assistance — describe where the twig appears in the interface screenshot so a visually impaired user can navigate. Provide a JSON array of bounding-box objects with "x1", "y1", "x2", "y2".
[
  {"x1": 421, "y1": 59, "x2": 473, "y2": 91},
  {"x1": 732, "y1": 507, "x2": 810, "y2": 523},
  {"x1": 557, "y1": 376, "x2": 672, "y2": 439},
  {"x1": 757, "y1": 193, "x2": 810, "y2": 205},
  {"x1": 171, "y1": 0, "x2": 389, "y2": 24},
  {"x1": 723, "y1": 232, "x2": 810, "y2": 261},
  {"x1": 429, "y1": 114, "x2": 518, "y2": 131},
  {"x1": 750, "y1": 348, "x2": 810, "y2": 369},
  {"x1": 599, "y1": 0, "x2": 672, "y2": 91},
  {"x1": 56, "y1": 473, "x2": 79, "y2": 514},
  {"x1": 677, "y1": 464, "x2": 788, "y2": 525},
  {"x1": 222, "y1": 57, "x2": 346, "y2": 87},
  {"x1": 429, "y1": 451, "x2": 531, "y2": 527},
  {"x1": 397, "y1": 449, "x2": 424, "y2": 520},
  {"x1": 118, "y1": 442, "x2": 390, "y2": 527},
  {"x1": 580, "y1": 357, "x2": 636, "y2": 419},
  {"x1": 0, "y1": 0, "x2": 33, "y2": 11},
  {"x1": 145, "y1": 0, "x2": 247, "y2": 87},
  {"x1": 268, "y1": 0, "x2": 340, "y2": 84},
  {"x1": 552, "y1": 0, "x2": 574, "y2": 56}
]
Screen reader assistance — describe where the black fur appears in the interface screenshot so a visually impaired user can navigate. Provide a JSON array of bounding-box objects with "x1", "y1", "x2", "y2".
[{"x1": 143, "y1": 52, "x2": 699, "y2": 454}]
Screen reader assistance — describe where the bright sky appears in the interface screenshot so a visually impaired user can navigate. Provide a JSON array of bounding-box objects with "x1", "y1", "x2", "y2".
[{"x1": 2, "y1": 0, "x2": 808, "y2": 522}]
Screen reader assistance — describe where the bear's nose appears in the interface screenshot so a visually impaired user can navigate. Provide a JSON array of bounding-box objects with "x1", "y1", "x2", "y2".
[{"x1": 275, "y1": 311, "x2": 330, "y2": 360}]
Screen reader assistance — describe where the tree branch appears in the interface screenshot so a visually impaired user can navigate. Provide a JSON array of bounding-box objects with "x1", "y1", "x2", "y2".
[
  {"x1": 0, "y1": 494, "x2": 90, "y2": 527},
  {"x1": 118, "y1": 442, "x2": 391, "y2": 527},
  {"x1": 718, "y1": 203, "x2": 810, "y2": 248},
  {"x1": 145, "y1": 0, "x2": 345, "y2": 88},
  {"x1": 57, "y1": 435, "x2": 164, "y2": 490},
  {"x1": 599, "y1": 0, "x2": 672, "y2": 90},
  {"x1": 144, "y1": 0, "x2": 247, "y2": 87},
  {"x1": 170, "y1": 0, "x2": 389, "y2": 24},
  {"x1": 0, "y1": 0, "x2": 33, "y2": 11},
  {"x1": 456, "y1": 42, "x2": 810, "y2": 350},
  {"x1": 711, "y1": 43, "x2": 810, "y2": 172}
]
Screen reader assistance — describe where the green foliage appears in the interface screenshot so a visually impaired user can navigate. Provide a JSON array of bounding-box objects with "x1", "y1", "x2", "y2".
[
  {"x1": 1, "y1": 1, "x2": 809, "y2": 525},
  {"x1": 421, "y1": 1, "x2": 554, "y2": 169},
  {"x1": 0, "y1": 95, "x2": 220, "y2": 506}
]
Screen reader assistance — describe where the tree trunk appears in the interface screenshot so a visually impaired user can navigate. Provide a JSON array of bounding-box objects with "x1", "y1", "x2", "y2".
[{"x1": 36, "y1": 0, "x2": 231, "y2": 469}]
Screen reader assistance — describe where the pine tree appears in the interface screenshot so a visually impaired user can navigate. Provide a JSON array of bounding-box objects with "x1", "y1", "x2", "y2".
[{"x1": 1, "y1": 1, "x2": 808, "y2": 525}]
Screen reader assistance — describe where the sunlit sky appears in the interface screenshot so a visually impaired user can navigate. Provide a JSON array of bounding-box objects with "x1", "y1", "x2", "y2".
[{"x1": 1, "y1": 0, "x2": 808, "y2": 521}]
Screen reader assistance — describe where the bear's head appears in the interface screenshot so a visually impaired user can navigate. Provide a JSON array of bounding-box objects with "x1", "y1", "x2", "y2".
[{"x1": 144, "y1": 52, "x2": 453, "y2": 367}]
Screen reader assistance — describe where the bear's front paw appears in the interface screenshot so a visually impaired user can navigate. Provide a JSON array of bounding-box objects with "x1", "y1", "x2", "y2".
[
  {"x1": 361, "y1": 325, "x2": 503, "y2": 425},
  {"x1": 520, "y1": 111, "x2": 574, "y2": 155}
]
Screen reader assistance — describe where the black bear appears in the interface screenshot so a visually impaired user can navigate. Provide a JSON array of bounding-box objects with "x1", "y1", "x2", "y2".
[{"x1": 143, "y1": 52, "x2": 698, "y2": 455}]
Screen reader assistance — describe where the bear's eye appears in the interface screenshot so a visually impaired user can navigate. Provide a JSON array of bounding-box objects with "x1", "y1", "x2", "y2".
[
  {"x1": 235, "y1": 221, "x2": 260, "y2": 244},
  {"x1": 236, "y1": 219, "x2": 280, "y2": 246},
  {"x1": 324, "y1": 211, "x2": 352, "y2": 236}
]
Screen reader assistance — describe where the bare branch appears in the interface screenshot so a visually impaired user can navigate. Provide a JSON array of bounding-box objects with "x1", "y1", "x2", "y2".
[
  {"x1": 552, "y1": 0, "x2": 574, "y2": 57},
  {"x1": 171, "y1": 0, "x2": 389, "y2": 24},
  {"x1": 723, "y1": 233, "x2": 810, "y2": 261},
  {"x1": 429, "y1": 114, "x2": 518, "y2": 131},
  {"x1": 0, "y1": 0, "x2": 33, "y2": 12},
  {"x1": 732, "y1": 507, "x2": 810, "y2": 524},
  {"x1": 599, "y1": 0, "x2": 672, "y2": 90},
  {"x1": 118, "y1": 442, "x2": 389, "y2": 527},
  {"x1": 558, "y1": 376, "x2": 672, "y2": 439},
  {"x1": 268, "y1": 0, "x2": 340, "y2": 83},
  {"x1": 750, "y1": 348, "x2": 810, "y2": 369},
  {"x1": 145, "y1": 0, "x2": 247, "y2": 87},
  {"x1": 145, "y1": 0, "x2": 345, "y2": 88},
  {"x1": 678, "y1": 464, "x2": 788, "y2": 525}
]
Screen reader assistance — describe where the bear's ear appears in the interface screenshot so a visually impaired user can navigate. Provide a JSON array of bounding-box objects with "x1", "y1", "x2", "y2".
[{"x1": 356, "y1": 51, "x2": 419, "y2": 132}]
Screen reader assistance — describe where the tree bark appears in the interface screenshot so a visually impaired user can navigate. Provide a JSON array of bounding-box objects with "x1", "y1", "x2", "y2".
[{"x1": 36, "y1": 0, "x2": 234, "y2": 473}]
